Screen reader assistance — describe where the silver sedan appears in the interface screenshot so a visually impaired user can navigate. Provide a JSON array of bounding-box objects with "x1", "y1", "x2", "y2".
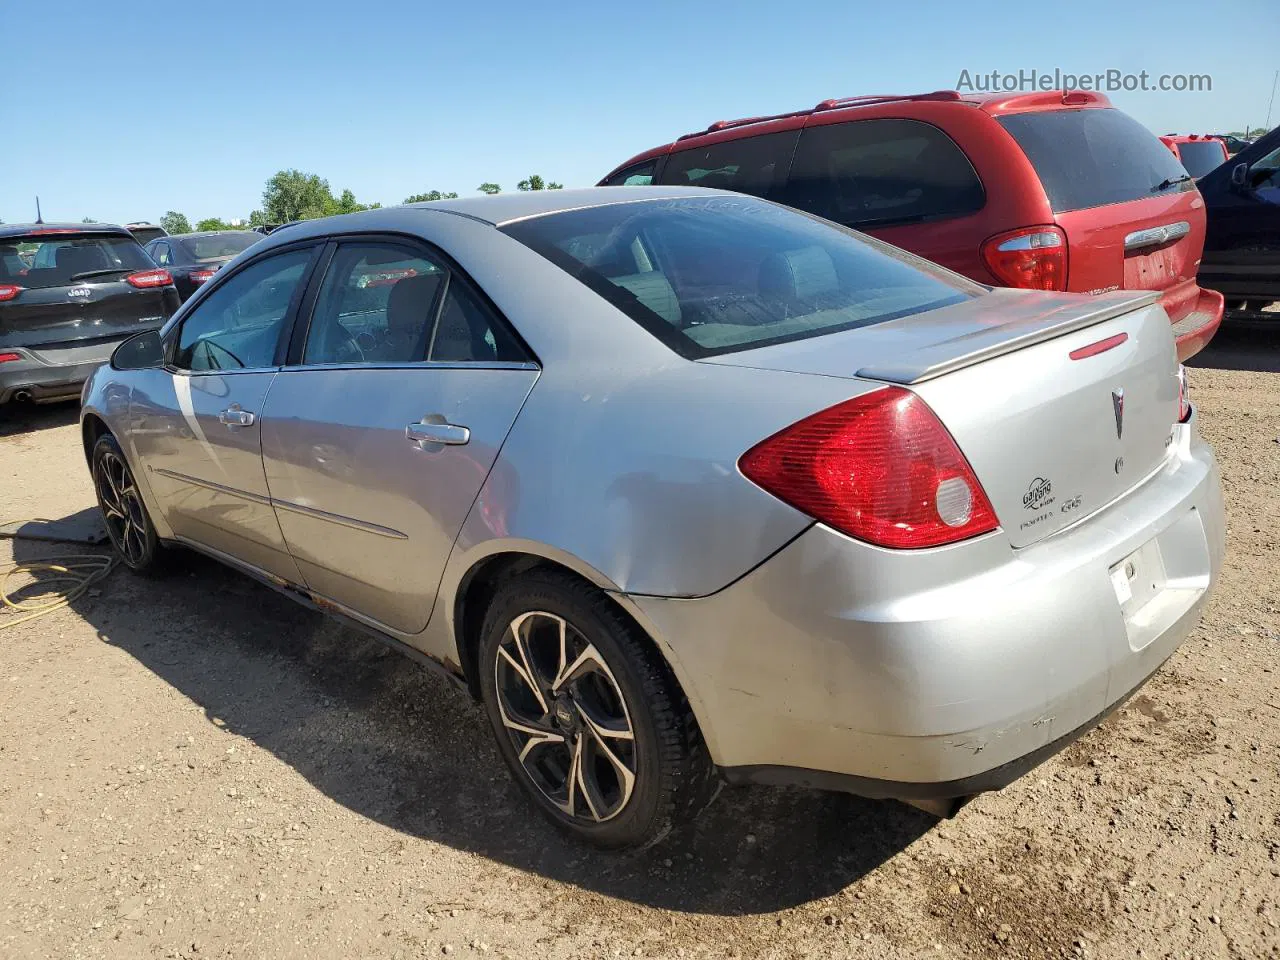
[{"x1": 80, "y1": 188, "x2": 1224, "y2": 849}]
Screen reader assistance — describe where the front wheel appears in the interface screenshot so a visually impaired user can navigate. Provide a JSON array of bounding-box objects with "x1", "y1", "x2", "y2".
[
  {"x1": 91, "y1": 434, "x2": 166, "y2": 574},
  {"x1": 477, "y1": 570, "x2": 716, "y2": 849}
]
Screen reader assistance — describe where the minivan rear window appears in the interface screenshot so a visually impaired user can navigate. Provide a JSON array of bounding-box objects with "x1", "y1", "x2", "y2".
[
  {"x1": 501, "y1": 196, "x2": 980, "y2": 359},
  {"x1": 998, "y1": 108, "x2": 1192, "y2": 213},
  {"x1": 0, "y1": 232, "x2": 153, "y2": 289},
  {"x1": 1175, "y1": 141, "x2": 1228, "y2": 178}
]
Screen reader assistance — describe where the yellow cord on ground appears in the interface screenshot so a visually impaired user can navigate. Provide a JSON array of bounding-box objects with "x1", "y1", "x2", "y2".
[{"x1": 0, "y1": 552, "x2": 117, "y2": 630}]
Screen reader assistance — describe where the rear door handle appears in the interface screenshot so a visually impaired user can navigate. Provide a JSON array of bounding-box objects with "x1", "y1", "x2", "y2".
[
  {"x1": 217, "y1": 404, "x2": 256, "y2": 427},
  {"x1": 406, "y1": 418, "x2": 470, "y2": 446}
]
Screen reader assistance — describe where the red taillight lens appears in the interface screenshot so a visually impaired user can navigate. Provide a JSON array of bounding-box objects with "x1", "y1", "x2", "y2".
[
  {"x1": 0, "y1": 284, "x2": 23, "y2": 302},
  {"x1": 739, "y1": 387, "x2": 999, "y2": 549},
  {"x1": 0, "y1": 353, "x2": 21, "y2": 363},
  {"x1": 189, "y1": 269, "x2": 217, "y2": 284},
  {"x1": 1177, "y1": 364, "x2": 1191, "y2": 422},
  {"x1": 126, "y1": 269, "x2": 172, "y2": 289},
  {"x1": 981, "y1": 226, "x2": 1068, "y2": 291}
]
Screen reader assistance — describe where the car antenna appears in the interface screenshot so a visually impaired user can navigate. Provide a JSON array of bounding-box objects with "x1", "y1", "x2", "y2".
[{"x1": 35, "y1": 196, "x2": 44, "y2": 224}]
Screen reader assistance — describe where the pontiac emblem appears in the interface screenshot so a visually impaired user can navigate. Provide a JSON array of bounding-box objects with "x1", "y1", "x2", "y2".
[{"x1": 1112, "y1": 388, "x2": 1125, "y2": 440}]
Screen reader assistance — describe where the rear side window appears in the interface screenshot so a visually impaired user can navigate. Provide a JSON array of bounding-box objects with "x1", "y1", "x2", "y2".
[
  {"x1": 657, "y1": 130, "x2": 799, "y2": 198},
  {"x1": 999, "y1": 108, "x2": 1191, "y2": 213},
  {"x1": 782, "y1": 119, "x2": 985, "y2": 228},
  {"x1": 3, "y1": 233, "x2": 153, "y2": 288},
  {"x1": 1175, "y1": 141, "x2": 1227, "y2": 178},
  {"x1": 602, "y1": 159, "x2": 657, "y2": 186},
  {"x1": 501, "y1": 196, "x2": 979, "y2": 359}
]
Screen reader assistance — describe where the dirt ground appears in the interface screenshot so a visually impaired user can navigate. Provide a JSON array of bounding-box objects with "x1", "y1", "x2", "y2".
[{"x1": 2, "y1": 320, "x2": 1278, "y2": 960}]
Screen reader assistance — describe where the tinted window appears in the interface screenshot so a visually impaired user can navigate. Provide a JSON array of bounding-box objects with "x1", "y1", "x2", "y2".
[
  {"x1": 602, "y1": 160, "x2": 657, "y2": 186},
  {"x1": 151, "y1": 242, "x2": 172, "y2": 266},
  {"x1": 174, "y1": 249, "x2": 312, "y2": 371},
  {"x1": 179, "y1": 232, "x2": 260, "y2": 261},
  {"x1": 129, "y1": 226, "x2": 167, "y2": 245},
  {"x1": 657, "y1": 130, "x2": 799, "y2": 198},
  {"x1": 1176, "y1": 141, "x2": 1227, "y2": 178},
  {"x1": 304, "y1": 245, "x2": 445, "y2": 364},
  {"x1": 999, "y1": 108, "x2": 1191, "y2": 213},
  {"x1": 11, "y1": 233, "x2": 154, "y2": 288},
  {"x1": 429, "y1": 282, "x2": 527, "y2": 363},
  {"x1": 501, "y1": 196, "x2": 978, "y2": 359},
  {"x1": 782, "y1": 119, "x2": 985, "y2": 228}
]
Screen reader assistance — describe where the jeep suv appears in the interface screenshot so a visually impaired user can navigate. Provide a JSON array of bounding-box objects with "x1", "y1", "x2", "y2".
[{"x1": 602, "y1": 90, "x2": 1223, "y2": 360}]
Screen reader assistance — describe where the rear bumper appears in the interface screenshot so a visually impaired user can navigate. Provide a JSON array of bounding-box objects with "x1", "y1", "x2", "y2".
[
  {"x1": 1164, "y1": 286, "x2": 1224, "y2": 361},
  {"x1": 625, "y1": 415, "x2": 1224, "y2": 797},
  {"x1": 0, "y1": 338, "x2": 129, "y2": 403},
  {"x1": 1197, "y1": 260, "x2": 1280, "y2": 304}
]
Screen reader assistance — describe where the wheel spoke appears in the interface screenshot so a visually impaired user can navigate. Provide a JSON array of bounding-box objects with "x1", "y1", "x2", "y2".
[
  {"x1": 553, "y1": 641, "x2": 611, "y2": 693},
  {"x1": 584, "y1": 718, "x2": 636, "y2": 811},
  {"x1": 497, "y1": 640, "x2": 548, "y2": 716},
  {"x1": 577, "y1": 699, "x2": 635, "y2": 742},
  {"x1": 555, "y1": 733, "x2": 585, "y2": 818},
  {"x1": 573, "y1": 735, "x2": 603, "y2": 822}
]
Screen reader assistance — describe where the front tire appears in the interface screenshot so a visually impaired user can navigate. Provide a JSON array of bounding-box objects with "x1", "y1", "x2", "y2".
[
  {"x1": 91, "y1": 434, "x2": 165, "y2": 574},
  {"x1": 477, "y1": 570, "x2": 716, "y2": 849}
]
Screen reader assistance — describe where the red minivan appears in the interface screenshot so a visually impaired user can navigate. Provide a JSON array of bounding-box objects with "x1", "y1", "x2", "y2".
[{"x1": 601, "y1": 90, "x2": 1223, "y2": 360}]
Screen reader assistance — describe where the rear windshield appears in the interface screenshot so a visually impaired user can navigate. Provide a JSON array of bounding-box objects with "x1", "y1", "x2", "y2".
[
  {"x1": 0, "y1": 232, "x2": 152, "y2": 290},
  {"x1": 179, "y1": 232, "x2": 260, "y2": 261},
  {"x1": 998, "y1": 108, "x2": 1192, "y2": 213},
  {"x1": 1175, "y1": 141, "x2": 1228, "y2": 178},
  {"x1": 500, "y1": 196, "x2": 979, "y2": 358}
]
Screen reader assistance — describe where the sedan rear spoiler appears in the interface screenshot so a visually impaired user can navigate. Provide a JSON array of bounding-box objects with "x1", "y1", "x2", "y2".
[{"x1": 856, "y1": 290, "x2": 1160, "y2": 385}]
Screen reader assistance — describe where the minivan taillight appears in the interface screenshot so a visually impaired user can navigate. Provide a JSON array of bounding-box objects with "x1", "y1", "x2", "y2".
[
  {"x1": 981, "y1": 226, "x2": 1068, "y2": 291},
  {"x1": 126, "y1": 269, "x2": 172, "y2": 289},
  {"x1": 738, "y1": 387, "x2": 999, "y2": 549},
  {"x1": 0, "y1": 284, "x2": 22, "y2": 302}
]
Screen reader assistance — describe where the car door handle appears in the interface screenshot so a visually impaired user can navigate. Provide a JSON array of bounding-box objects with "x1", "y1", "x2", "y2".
[
  {"x1": 217, "y1": 404, "x2": 256, "y2": 427},
  {"x1": 406, "y1": 419, "x2": 470, "y2": 446}
]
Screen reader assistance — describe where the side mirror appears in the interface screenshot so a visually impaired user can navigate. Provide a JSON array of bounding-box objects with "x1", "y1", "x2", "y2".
[
  {"x1": 111, "y1": 330, "x2": 165, "y2": 370},
  {"x1": 1231, "y1": 163, "x2": 1249, "y2": 187}
]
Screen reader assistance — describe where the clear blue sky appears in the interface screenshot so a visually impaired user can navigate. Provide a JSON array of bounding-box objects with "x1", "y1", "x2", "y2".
[{"x1": 2, "y1": 0, "x2": 1275, "y2": 225}]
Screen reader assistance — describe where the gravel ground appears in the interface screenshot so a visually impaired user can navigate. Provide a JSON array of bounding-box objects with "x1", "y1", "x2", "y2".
[{"x1": 1, "y1": 320, "x2": 1278, "y2": 960}]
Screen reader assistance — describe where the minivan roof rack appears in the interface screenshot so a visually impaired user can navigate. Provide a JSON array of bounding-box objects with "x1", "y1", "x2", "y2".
[{"x1": 676, "y1": 90, "x2": 963, "y2": 142}]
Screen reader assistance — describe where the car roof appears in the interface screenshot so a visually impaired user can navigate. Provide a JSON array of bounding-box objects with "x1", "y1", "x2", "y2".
[
  {"x1": 401, "y1": 185, "x2": 724, "y2": 226},
  {"x1": 0, "y1": 222, "x2": 131, "y2": 240}
]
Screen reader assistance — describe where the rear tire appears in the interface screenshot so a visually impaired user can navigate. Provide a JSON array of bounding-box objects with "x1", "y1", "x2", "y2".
[
  {"x1": 91, "y1": 434, "x2": 168, "y2": 575},
  {"x1": 477, "y1": 569, "x2": 717, "y2": 849}
]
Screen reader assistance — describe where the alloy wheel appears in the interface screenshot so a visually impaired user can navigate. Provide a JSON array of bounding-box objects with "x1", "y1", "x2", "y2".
[
  {"x1": 493, "y1": 610, "x2": 638, "y2": 823},
  {"x1": 95, "y1": 450, "x2": 148, "y2": 566}
]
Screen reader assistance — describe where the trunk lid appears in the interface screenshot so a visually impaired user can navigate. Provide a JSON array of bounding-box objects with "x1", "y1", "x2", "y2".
[{"x1": 703, "y1": 288, "x2": 1180, "y2": 547}]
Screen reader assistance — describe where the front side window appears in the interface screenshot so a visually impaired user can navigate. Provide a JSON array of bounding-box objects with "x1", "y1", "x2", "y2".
[
  {"x1": 501, "y1": 195, "x2": 979, "y2": 358},
  {"x1": 303, "y1": 245, "x2": 445, "y2": 364},
  {"x1": 602, "y1": 159, "x2": 657, "y2": 186},
  {"x1": 657, "y1": 130, "x2": 799, "y2": 199},
  {"x1": 174, "y1": 248, "x2": 313, "y2": 371},
  {"x1": 783, "y1": 119, "x2": 985, "y2": 228}
]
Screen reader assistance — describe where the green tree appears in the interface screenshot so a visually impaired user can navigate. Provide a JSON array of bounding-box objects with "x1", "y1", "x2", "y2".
[
  {"x1": 160, "y1": 211, "x2": 192, "y2": 235},
  {"x1": 195, "y1": 217, "x2": 231, "y2": 232},
  {"x1": 477, "y1": 182, "x2": 502, "y2": 195},
  {"x1": 516, "y1": 175, "x2": 563, "y2": 191},
  {"x1": 325, "y1": 188, "x2": 377, "y2": 216},
  {"x1": 82, "y1": 217, "x2": 97, "y2": 223},
  {"x1": 403, "y1": 190, "x2": 459, "y2": 203},
  {"x1": 262, "y1": 169, "x2": 334, "y2": 223}
]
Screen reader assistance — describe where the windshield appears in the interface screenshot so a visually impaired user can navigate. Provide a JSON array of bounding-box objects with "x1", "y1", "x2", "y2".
[
  {"x1": 179, "y1": 232, "x2": 260, "y2": 261},
  {"x1": 500, "y1": 196, "x2": 980, "y2": 358},
  {"x1": 998, "y1": 108, "x2": 1192, "y2": 213},
  {"x1": 1176, "y1": 141, "x2": 1228, "y2": 178},
  {"x1": 0, "y1": 232, "x2": 153, "y2": 289}
]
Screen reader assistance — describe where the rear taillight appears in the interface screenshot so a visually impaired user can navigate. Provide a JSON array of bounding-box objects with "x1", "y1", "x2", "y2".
[
  {"x1": 739, "y1": 387, "x2": 999, "y2": 549},
  {"x1": 0, "y1": 353, "x2": 21, "y2": 363},
  {"x1": 189, "y1": 269, "x2": 217, "y2": 284},
  {"x1": 126, "y1": 269, "x2": 172, "y2": 289},
  {"x1": 1177, "y1": 364, "x2": 1191, "y2": 422},
  {"x1": 0, "y1": 284, "x2": 22, "y2": 302},
  {"x1": 981, "y1": 226, "x2": 1068, "y2": 291}
]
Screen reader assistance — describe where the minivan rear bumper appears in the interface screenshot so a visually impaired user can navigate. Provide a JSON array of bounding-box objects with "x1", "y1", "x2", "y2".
[
  {"x1": 1165, "y1": 286, "x2": 1224, "y2": 360},
  {"x1": 623, "y1": 414, "x2": 1223, "y2": 798}
]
